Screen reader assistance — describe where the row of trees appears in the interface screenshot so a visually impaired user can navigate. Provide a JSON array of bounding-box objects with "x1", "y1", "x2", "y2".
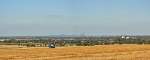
[{"x1": 0, "y1": 37, "x2": 150, "y2": 47}]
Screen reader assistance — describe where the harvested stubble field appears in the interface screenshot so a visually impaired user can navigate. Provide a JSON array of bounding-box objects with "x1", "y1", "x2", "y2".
[{"x1": 0, "y1": 44, "x2": 150, "y2": 60}]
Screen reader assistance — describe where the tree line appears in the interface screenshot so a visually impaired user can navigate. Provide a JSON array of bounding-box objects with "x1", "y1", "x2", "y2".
[{"x1": 0, "y1": 36, "x2": 150, "y2": 47}]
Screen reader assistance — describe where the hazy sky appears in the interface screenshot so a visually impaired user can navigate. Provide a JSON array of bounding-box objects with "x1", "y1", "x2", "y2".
[{"x1": 0, "y1": 0, "x2": 150, "y2": 36}]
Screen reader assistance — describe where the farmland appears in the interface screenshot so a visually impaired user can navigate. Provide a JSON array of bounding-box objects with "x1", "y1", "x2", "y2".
[{"x1": 0, "y1": 44, "x2": 150, "y2": 60}]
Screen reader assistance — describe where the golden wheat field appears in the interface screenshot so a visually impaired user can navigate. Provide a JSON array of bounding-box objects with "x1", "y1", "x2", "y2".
[{"x1": 0, "y1": 44, "x2": 150, "y2": 60}]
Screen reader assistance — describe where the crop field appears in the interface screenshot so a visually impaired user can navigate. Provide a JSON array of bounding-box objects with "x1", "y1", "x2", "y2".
[{"x1": 0, "y1": 44, "x2": 150, "y2": 60}]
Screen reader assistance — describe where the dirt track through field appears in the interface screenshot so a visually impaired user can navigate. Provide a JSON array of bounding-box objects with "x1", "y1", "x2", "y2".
[{"x1": 0, "y1": 44, "x2": 150, "y2": 60}]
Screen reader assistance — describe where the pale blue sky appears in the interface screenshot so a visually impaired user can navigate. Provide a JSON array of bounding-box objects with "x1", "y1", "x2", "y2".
[{"x1": 0, "y1": 0, "x2": 150, "y2": 36}]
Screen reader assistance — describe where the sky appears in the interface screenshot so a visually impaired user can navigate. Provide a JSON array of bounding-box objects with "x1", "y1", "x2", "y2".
[{"x1": 0, "y1": 0, "x2": 150, "y2": 36}]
